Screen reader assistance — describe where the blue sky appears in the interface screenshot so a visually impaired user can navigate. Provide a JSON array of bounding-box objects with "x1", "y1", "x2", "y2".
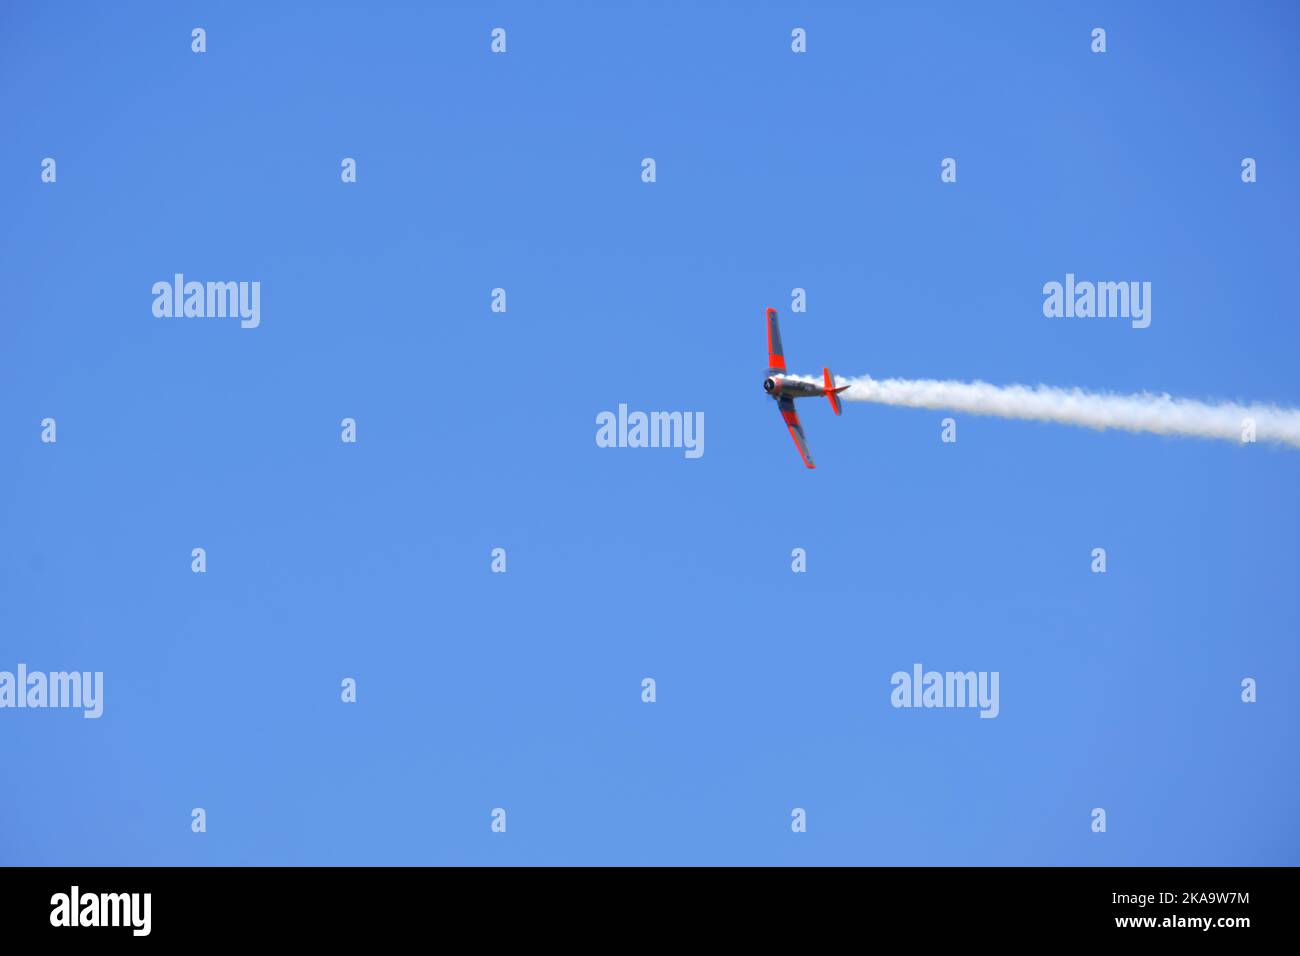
[{"x1": 1, "y1": 1, "x2": 1297, "y2": 865}]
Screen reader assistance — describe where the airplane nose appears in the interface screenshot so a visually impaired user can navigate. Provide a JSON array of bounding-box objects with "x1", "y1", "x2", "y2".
[{"x1": 763, "y1": 378, "x2": 775, "y2": 393}]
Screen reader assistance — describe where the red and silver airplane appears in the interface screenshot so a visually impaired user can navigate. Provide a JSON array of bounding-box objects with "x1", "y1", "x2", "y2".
[{"x1": 762, "y1": 307, "x2": 848, "y2": 469}]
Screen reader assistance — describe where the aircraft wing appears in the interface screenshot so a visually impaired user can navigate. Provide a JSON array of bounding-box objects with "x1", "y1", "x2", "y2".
[
  {"x1": 778, "y1": 395, "x2": 815, "y2": 469},
  {"x1": 766, "y1": 307, "x2": 786, "y2": 373}
]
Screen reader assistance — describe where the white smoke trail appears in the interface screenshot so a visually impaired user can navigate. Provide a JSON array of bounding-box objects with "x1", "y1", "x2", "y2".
[{"x1": 793, "y1": 373, "x2": 1300, "y2": 448}]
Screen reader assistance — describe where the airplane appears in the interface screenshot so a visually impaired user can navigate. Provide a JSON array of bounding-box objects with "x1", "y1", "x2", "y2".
[{"x1": 762, "y1": 307, "x2": 848, "y2": 469}]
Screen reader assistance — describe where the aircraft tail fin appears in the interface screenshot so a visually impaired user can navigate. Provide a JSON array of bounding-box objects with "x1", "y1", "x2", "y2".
[{"x1": 824, "y1": 368, "x2": 846, "y2": 415}]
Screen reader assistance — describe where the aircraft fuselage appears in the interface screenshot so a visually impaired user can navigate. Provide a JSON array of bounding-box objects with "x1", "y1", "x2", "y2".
[{"x1": 763, "y1": 375, "x2": 823, "y2": 399}]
